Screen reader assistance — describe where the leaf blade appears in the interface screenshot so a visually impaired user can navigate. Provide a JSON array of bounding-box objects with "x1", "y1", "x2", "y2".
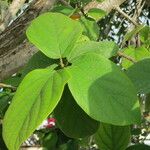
[
  {"x1": 54, "y1": 86, "x2": 99, "y2": 138},
  {"x1": 126, "y1": 58, "x2": 150, "y2": 94},
  {"x1": 3, "y1": 67, "x2": 70, "y2": 150},
  {"x1": 95, "y1": 123, "x2": 130, "y2": 150},
  {"x1": 26, "y1": 13, "x2": 83, "y2": 59},
  {"x1": 68, "y1": 53, "x2": 141, "y2": 125},
  {"x1": 68, "y1": 40, "x2": 119, "y2": 61}
]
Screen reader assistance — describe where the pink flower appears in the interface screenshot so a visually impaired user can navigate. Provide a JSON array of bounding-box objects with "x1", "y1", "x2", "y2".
[
  {"x1": 45, "y1": 118, "x2": 56, "y2": 128},
  {"x1": 37, "y1": 118, "x2": 56, "y2": 130}
]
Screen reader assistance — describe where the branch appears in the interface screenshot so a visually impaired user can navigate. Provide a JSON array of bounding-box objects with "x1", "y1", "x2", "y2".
[
  {"x1": 0, "y1": 0, "x2": 26, "y2": 32},
  {"x1": 132, "y1": 0, "x2": 145, "y2": 23},
  {"x1": 84, "y1": 0, "x2": 127, "y2": 13},
  {"x1": 115, "y1": 6, "x2": 138, "y2": 26},
  {"x1": 117, "y1": 51, "x2": 136, "y2": 63}
]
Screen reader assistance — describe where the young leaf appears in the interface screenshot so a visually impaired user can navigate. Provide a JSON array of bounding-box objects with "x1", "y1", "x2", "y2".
[
  {"x1": 121, "y1": 46, "x2": 150, "y2": 69},
  {"x1": 26, "y1": 13, "x2": 83, "y2": 59},
  {"x1": 95, "y1": 123, "x2": 130, "y2": 150},
  {"x1": 54, "y1": 86, "x2": 99, "y2": 138},
  {"x1": 68, "y1": 40, "x2": 119, "y2": 61},
  {"x1": 79, "y1": 17, "x2": 99, "y2": 41},
  {"x1": 3, "y1": 66, "x2": 70, "y2": 150},
  {"x1": 51, "y1": 6, "x2": 74, "y2": 16},
  {"x1": 68, "y1": 53, "x2": 141, "y2": 125},
  {"x1": 88, "y1": 8, "x2": 107, "y2": 21},
  {"x1": 126, "y1": 58, "x2": 150, "y2": 94}
]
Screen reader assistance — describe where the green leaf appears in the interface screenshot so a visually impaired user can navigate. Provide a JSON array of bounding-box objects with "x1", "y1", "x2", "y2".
[
  {"x1": 51, "y1": 6, "x2": 74, "y2": 16},
  {"x1": 145, "y1": 93, "x2": 150, "y2": 113},
  {"x1": 0, "y1": 125, "x2": 8, "y2": 150},
  {"x1": 58, "y1": 139, "x2": 79, "y2": 150},
  {"x1": 68, "y1": 40, "x2": 119, "y2": 61},
  {"x1": 4, "y1": 52, "x2": 57, "y2": 86},
  {"x1": 42, "y1": 132, "x2": 58, "y2": 149},
  {"x1": 68, "y1": 53, "x2": 141, "y2": 125},
  {"x1": 95, "y1": 123, "x2": 130, "y2": 150},
  {"x1": 126, "y1": 58, "x2": 150, "y2": 94},
  {"x1": 79, "y1": 17, "x2": 99, "y2": 41},
  {"x1": 3, "y1": 66, "x2": 70, "y2": 150},
  {"x1": 21, "y1": 52, "x2": 58, "y2": 77},
  {"x1": 88, "y1": 8, "x2": 107, "y2": 21},
  {"x1": 131, "y1": 128, "x2": 141, "y2": 135},
  {"x1": 26, "y1": 12, "x2": 83, "y2": 59},
  {"x1": 139, "y1": 26, "x2": 150, "y2": 43},
  {"x1": 123, "y1": 25, "x2": 144, "y2": 43},
  {"x1": 121, "y1": 46, "x2": 150, "y2": 69},
  {"x1": 126, "y1": 144, "x2": 150, "y2": 150},
  {"x1": 54, "y1": 86, "x2": 99, "y2": 138},
  {"x1": 0, "y1": 92, "x2": 12, "y2": 119}
]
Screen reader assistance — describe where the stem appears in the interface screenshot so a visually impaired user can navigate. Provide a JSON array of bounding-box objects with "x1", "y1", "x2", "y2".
[
  {"x1": 117, "y1": 51, "x2": 136, "y2": 63},
  {"x1": 77, "y1": 2, "x2": 87, "y2": 17},
  {"x1": 60, "y1": 58, "x2": 65, "y2": 68},
  {"x1": 0, "y1": 83, "x2": 16, "y2": 90}
]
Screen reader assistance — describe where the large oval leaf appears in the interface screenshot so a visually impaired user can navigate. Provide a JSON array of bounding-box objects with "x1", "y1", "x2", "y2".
[
  {"x1": 95, "y1": 123, "x2": 130, "y2": 150},
  {"x1": 26, "y1": 13, "x2": 83, "y2": 59},
  {"x1": 68, "y1": 53, "x2": 141, "y2": 125},
  {"x1": 3, "y1": 67, "x2": 70, "y2": 150},
  {"x1": 126, "y1": 58, "x2": 150, "y2": 94},
  {"x1": 54, "y1": 86, "x2": 99, "y2": 138},
  {"x1": 68, "y1": 41, "x2": 119, "y2": 61},
  {"x1": 79, "y1": 17, "x2": 99, "y2": 41}
]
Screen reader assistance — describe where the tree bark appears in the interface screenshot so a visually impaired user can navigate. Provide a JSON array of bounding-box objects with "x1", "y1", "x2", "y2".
[
  {"x1": 84, "y1": 0, "x2": 126, "y2": 13},
  {"x1": 0, "y1": 0, "x2": 127, "y2": 81},
  {"x1": 0, "y1": 0, "x2": 56, "y2": 81},
  {"x1": 0, "y1": 0, "x2": 26, "y2": 32}
]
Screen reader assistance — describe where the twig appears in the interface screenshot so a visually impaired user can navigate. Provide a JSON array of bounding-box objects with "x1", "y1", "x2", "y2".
[
  {"x1": 117, "y1": 51, "x2": 136, "y2": 63},
  {"x1": 132, "y1": 0, "x2": 145, "y2": 23},
  {"x1": 115, "y1": 6, "x2": 138, "y2": 26},
  {"x1": 0, "y1": 83, "x2": 16, "y2": 90}
]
